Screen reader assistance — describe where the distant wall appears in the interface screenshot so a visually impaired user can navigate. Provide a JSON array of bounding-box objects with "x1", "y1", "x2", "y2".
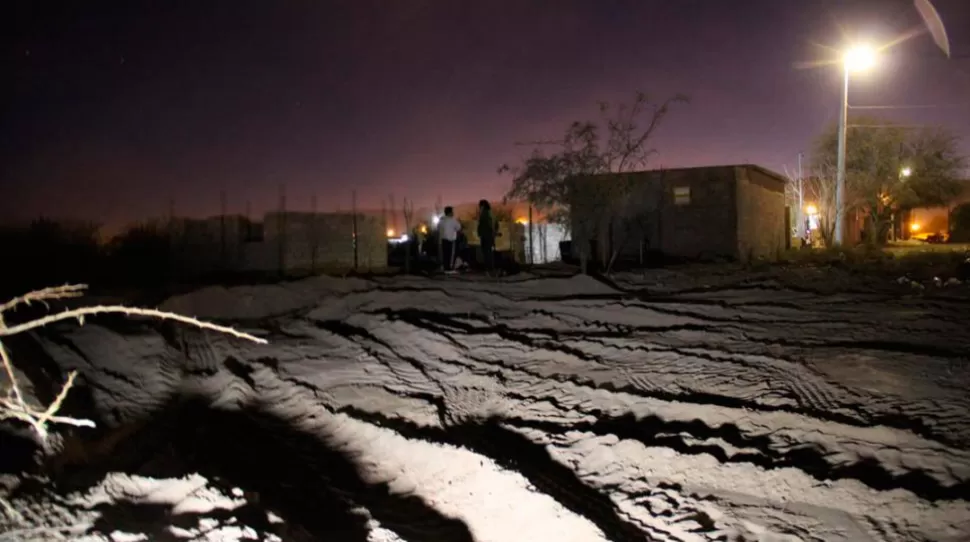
[
  {"x1": 169, "y1": 211, "x2": 388, "y2": 277},
  {"x1": 259, "y1": 212, "x2": 386, "y2": 272}
]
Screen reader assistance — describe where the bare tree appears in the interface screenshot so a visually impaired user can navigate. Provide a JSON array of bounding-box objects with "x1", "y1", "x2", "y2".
[
  {"x1": 802, "y1": 161, "x2": 839, "y2": 247},
  {"x1": 501, "y1": 91, "x2": 688, "y2": 273}
]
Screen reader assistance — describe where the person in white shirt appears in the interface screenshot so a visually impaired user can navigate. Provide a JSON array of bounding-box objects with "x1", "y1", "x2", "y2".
[{"x1": 438, "y1": 206, "x2": 461, "y2": 272}]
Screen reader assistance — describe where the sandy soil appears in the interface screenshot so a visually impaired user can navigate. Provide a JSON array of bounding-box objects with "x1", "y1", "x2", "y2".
[{"x1": 1, "y1": 269, "x2": 968, "y2": 541}]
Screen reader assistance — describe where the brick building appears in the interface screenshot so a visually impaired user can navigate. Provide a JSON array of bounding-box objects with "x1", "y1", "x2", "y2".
[{"x1": 569, "y1": 164, "x2": 787, "y2": 265}]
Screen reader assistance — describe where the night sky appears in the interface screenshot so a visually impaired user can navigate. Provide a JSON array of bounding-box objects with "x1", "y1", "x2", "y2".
[{"x1": 3, "y1": 0, "x2": 969, "y2": 230}]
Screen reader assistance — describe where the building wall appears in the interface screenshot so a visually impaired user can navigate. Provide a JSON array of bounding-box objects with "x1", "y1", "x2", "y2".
[
  {"x1": 657, "y1": 167, "x2": 738, "y2": 260},
  {"x1": 569, "y1": 167, "x2": 739, "y2": 264},
  {"x1": 170, "y1": 211, "x2": 387, "y2": 276},
  {"x1": 735, "y1": 166, "x2": 787, "y2": 261},
  {"x1": 259, "y1": 212, "x2": 387, "y2": 273}
]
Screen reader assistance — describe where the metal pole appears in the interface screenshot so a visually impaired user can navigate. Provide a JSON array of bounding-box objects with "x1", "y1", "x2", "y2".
[
  {"x1": 351, "y1": 190, "x2": 359, "y2": 271},
  {"x1": 168, "y1": 197, "x2": 176, "y2": 282},
  {"x1": 310, "y1": 193, "x2": 318, "y2": 274},
  {"x1": 435, "y1": 195, "x2": 443, "y2": 269},
  {"x1": 835, "y1": 65, "x2": 849, "y2": 246},
  {"x1": 244, "y1": 199, "x2": 252, "y2": 245},
  {"x1": 279, "y1": 184, "x2": 287, "y2": 277},
  {"x1": 797, "y1": 153, "x2": 804, "y2": 240},
  {"x1": 528, "y1": 204, "x2": 534, "y2": 265},
  {"x1": 220, "y1": 189, "x2": 228, "y2": 271}
]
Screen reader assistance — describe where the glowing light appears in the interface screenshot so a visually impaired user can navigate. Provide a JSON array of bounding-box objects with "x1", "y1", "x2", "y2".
[
  {"x1": 910, "y1": 222, "x2": 921, "y2": 232},
  {"x1": 386, "y1": 228, "x2": 395, "y2": 237},
  {"x1": 419, "y1": 224, "x2": 428, "y2": 234},
  {"x1": 900, "y1": 167, "x2": 912, "y2": 178},
  {"x1": 843, "y1": 45, "x2": 875, "y2": 72},
  {"x1": 515, "y1": 217, "x2": 529, "y2": 225},
  {"x1": 432, "y1": 215, "x2": 440, "y2": 226},
  {"x1": 805, "y1": 204, "x2": 818, "y2": 215}
]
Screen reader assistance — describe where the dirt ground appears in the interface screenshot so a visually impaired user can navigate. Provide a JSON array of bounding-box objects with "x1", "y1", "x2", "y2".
[{"x1": 1, "y1": 266, "x2": 968, "y2": 541}]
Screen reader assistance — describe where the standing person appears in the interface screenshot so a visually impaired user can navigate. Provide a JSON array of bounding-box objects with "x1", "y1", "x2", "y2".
[
  {"x1": 477, "y1": 199, "x2": 496, "y2": 274},
  {"x1": 438, "y1": 206, "x2": 461, "y2": 273}
]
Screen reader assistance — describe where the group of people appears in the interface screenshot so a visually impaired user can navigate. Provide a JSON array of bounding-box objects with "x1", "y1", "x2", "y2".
[{"x1": 437, "y1": 199, "x2": 496, "y2": 275}]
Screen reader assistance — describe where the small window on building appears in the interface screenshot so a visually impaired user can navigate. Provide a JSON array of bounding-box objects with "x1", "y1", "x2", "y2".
[{"x1": 673, "y1": 186, "x2": 691, "y2": 205}]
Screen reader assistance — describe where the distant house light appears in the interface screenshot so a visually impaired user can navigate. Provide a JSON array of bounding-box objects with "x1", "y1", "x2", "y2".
[{"x1": 673, "y1": 186, "x2": 691, "y2": 205}]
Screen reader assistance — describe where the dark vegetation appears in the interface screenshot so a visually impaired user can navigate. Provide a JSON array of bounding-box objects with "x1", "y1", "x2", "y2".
[
  {"x1": 774, "y1": 245, "x2": 970, "y2": 282},
  {"x1": 0, "y1": 219, "x2": 286, "y2": 304},
  {"x1": 949, "y1": 202, "x2": 970, "y2": 243}
]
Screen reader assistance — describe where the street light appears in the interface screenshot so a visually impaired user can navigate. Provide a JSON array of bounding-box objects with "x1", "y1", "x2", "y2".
[
  {"x1": 834, "y1": 44, "x2": 876, "y2": 246},
  {"x1": 900, "y1": 167, "x2": 912, "y2": 178},
  {"x1": 844, "y1": 46, "x2": 875, "y2": 72}
]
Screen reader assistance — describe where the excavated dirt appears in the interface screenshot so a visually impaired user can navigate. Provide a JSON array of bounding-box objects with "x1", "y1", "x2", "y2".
[{"x1": 1, "y1": 269, "x2": 969, "y2": 541}]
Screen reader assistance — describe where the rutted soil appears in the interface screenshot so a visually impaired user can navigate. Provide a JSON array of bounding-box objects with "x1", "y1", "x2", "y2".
[{"x1": 1, "y1": 270, "x2": 969, "y2": 541}]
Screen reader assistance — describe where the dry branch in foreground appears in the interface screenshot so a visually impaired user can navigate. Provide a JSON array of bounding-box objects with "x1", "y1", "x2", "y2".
[{"x1": 0, "y1": 284, "x2": 267, "y2": 444}]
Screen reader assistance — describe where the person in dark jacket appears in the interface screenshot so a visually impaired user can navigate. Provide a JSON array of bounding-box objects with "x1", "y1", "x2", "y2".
[{"x1": 477, "y1": 199, "x2": 496, "y2": 273}]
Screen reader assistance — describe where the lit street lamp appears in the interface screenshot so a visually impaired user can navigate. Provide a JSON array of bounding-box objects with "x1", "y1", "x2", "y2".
[
  {"x1": 834, "y1": 44, "x2": 876, "y2": 246},
  {"x1": 900, "y1": 167, "x2": 912, "y2": 178}
]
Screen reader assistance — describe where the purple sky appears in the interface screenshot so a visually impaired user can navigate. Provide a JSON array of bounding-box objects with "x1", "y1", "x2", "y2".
[{"x1": 3, "y1": 0, "x2": 969, "y2": 229}]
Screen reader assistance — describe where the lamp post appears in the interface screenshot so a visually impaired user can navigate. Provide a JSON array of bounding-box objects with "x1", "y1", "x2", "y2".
[{"x1": 834, "y1": 45, "x2": 875, "y2": 246}]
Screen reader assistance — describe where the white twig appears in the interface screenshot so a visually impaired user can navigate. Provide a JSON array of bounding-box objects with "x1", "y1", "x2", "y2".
[
  {"x1": 0, "y1": 284, "x2": 267, "y2": 447},
  {"x1": 0, "y1": 305, "x2": 266, "y2": 344},
  {"x1": 0, "y1": 284, "x2": 86, "y2": 314}
]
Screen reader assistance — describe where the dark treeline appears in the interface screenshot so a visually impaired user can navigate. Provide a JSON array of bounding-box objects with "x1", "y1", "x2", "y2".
[{"x1": 1, "y1": 219, "x2": 251, "y2": 302}]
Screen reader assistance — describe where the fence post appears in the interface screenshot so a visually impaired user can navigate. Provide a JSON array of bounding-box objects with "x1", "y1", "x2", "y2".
[
  {"x1": 352, "y1": 190, "x2": 359, "y2": 272},
  {"x1": 388, "y1": 194, "x2": 396, "y2": 236},
  {"x1": 167, "y1": 197, "x2": 177, "y2": 284},
  {"x1": 403, "y1": 197, "x2": 413, "y2": 274},
  {"x1": 279, "y1": 184, "x2": 287, "y2": 278},
  {"x1": 435, "y1": 195, "x2": 443, "y2": 269},
  {"x1": 311, "y1": 193, "x2": 318, "y2": 274},
  {"x1": 220, "y1": 189, "x2": 228, "y2": 272},
  {"x1": 528, "y1": 204, "x2": 534, "y2": 265}
]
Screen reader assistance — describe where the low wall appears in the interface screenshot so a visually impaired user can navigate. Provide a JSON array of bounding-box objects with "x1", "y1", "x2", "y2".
[
  {"x1": 170, "y1": 212, "x2": 388, "y2": 277},
  {"x1": 269, "y1": 212, "x2": 386, "y2": 273}
]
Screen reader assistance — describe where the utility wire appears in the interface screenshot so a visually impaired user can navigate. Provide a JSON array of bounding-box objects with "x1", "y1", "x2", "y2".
[{"x1": 849, "y1": 104, "x2": 970, "y2": 109}]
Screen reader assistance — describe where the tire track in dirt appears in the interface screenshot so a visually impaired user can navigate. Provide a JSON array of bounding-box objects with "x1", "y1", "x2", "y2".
[
  {"x1": 371, "y1": 283, "x2": 970, "y2": 449},
  {"x1": 6, "y1": 274, "x2": 970, "y2": 541},
  {"x1": 279, "y1": 312, "x2": 970, "y2": 539},
  {"x1": 366, "y1": 302, "x2": 970, "y2": 451},
  {"x1": 303, "y1": 304, "x2": 970, "y2": 491}
]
